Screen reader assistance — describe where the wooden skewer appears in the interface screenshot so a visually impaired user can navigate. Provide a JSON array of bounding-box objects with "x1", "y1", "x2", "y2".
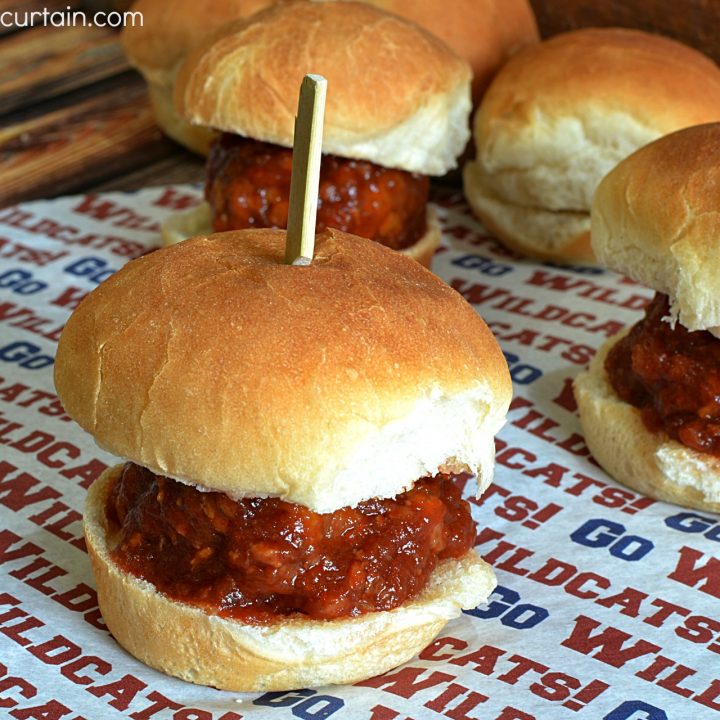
[{"x1": 284, "y1": 73, "x2": 327, "y2": 266}]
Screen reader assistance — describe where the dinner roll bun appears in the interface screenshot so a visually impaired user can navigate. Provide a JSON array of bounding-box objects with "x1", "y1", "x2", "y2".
[
  {"x1": 576, "y1": 123, "x2": 720, "y2": 511},
  {"x1": 123, "y1": 0, "x2": 536, "y2": 155},
  {"x1": 85, "y1": 465, "x2": 496, "y2": 691},
  {"x1": 175, "y1": 0, "x2": 472, "y2": 175},
  {"x1": 356, "y1": 0, "x2": 538, "y2": 104},
  {"x1": 122, "y1": 0, "x2": 272, "y2": 88},
  {"x1": 574, "y1": 332, "x2": 720, "y2": 512},
  {"x1": 55, "y1": 228, "x2": 511, "y2": 514},
  {"x1": 464, "y1": 28, "x2": 720, "y2": 263},
  {"x1": 122, "y1": 0, "x2": 274, "y2": 154},
  {"x1": 592, "y1": 122, "x2": 720, "y2": 335}
]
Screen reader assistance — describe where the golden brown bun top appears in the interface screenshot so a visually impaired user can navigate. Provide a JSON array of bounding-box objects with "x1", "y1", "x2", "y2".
[
  {"x1": 465, "y1": 27, "x2": 720, "y2": 260},
  {"x1": 175, "y1": 0, "x2": 472, "y2": 174},
  {"x1": 365, "y1": 0, "x2": 538, "y2": 103},
  {"x1": 56, "y1": 229, "x2": 511, "y2": 512},
  {"x1": 124, "y1": 0, "x2": 535, "y2": 103},
  {"x1": 476, "y1": 28, "x2": 720, "y2": 136},
  {"x1": 592, "y1": 122, "x2": 720, "y2": 334},
  {"x1": 122, "y1": 0, "x2": 274, "y2": 84}
]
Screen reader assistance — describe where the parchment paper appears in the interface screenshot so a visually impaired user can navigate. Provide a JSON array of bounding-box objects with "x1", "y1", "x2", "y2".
[{"x1": 1, "y1": 185, "x2": 718, "y2": 720}]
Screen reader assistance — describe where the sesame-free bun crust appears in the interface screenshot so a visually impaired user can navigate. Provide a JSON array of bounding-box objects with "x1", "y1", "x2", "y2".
[
  {"x1": 122, "y1": 0, "x2": 274, "y2": 86},
  {"x1": 159, "y1": 201, "x2": 442, "y2": 268},
  {"x1": 85, "y1": 465, "x2": 496, "y2": 691},
  {"x1": 574, "y1": 331, "x2": 720, "y2": 512},
  {"x1": 159, "y1": 200, "x2": 213, "y2": 246},
  {"x1": 56, "y1": 228, "x2": 511, "y2": 513},
  {"x1": 124, "y1": 0, "x2": 536, "y2": 102},
  {"x1": 356, "y1": 0, "x2": 538, "y2": 104},
  {"x1": 175, "y1": 1, "x2": 472, "y2": 175},
  {"x1": 122, "y1": 0, "x2": 274, "y2": 154},
  {"x1": 123, "y1": 0, "x2": 533, "y2": 155},
  {"x1": 465, "y1": 28, "x2": 720, "y2": 261},
  {"x1": 592, "y1": 123, "x2": 720, "y2": 335}
]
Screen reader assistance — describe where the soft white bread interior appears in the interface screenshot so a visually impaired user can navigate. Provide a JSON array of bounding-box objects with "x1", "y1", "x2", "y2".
[
  {"x1": 160, "y1": 201, "x2": 442, "y2": 268},
  {"x1": 463, "y1": 160, "x2": 592, "y2": 262},
  {"x1": 574, "y1": 331, "x2": 720, "y2": 512},
  {"x1": 465, "y1": 28, "x2": 720, "y2": 262},
  {"x1": 175, "y1": 0, "x2": 472, "y2": 175},
  {"x1": 146, "y1": 83, "x2": 216, "y2": 155},
  {"x1": 592, "y1": 122, "x2": 720, "y2": 335},
  {"x1": 160, "y1": 200, "x2": 212, "y2": 246},
  {"x1": 86, "y1": 465, "x2": 496, "y2": 691},
  {"x1": 56, "y1": 228, "x2": 511, "y2": 513}
]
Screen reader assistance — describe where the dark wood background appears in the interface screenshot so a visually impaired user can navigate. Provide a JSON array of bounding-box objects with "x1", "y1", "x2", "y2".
[
  {"x1": 2, "y1": 0, "x2": 719, "y2": 206},
  {"x1": 528, "y1": 0, "x2": 720, "y2": 64}
]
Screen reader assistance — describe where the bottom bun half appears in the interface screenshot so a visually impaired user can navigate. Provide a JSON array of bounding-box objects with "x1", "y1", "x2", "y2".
[
  {"x1": 147, "y1": 82, "x2": 216, "y2": 156},
  {"x1": 85, "y1": 465, "x2": 496, "y2": 691},
  {"x1": 160, "y1": 202, "x2": 442, "y2": 269},
  {"x1": 574, "y1": 331, "x2": 720, "y2": 512},
  {"x1": 463, "y1": 160, "x2": 593, "y2": 264}
]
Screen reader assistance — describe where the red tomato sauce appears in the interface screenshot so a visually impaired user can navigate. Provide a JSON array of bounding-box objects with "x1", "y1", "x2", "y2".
[
  {"x1": 605, "y1": 292, "x2": 720, "y2": 455},
  {"x1": 106, "y1": 463, "x2": 475, "y2": 623},
  {"x1": 205, "y1": 134, "x2": 429, "y2": 250}
]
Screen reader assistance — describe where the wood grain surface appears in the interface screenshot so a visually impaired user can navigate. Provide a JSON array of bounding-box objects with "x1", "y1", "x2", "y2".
[
  {"x1": 1, "y1": 1, "x2": 719, "y2": 205},
  {"x1": 91, "y1": 153, "x2": 205, "y2": 193},
  {"x1": 0, "y1": 78, "x2": 180, "y2": 205},
  {"x1": 0, "y1": 16, "x2": 203, "y2": 207},
  {"x1": 529, "y1": 0, "x2": 720, "y2": 65},
  {"x1": 0, "y1": 24, "x2": 129, "y2": 114}
]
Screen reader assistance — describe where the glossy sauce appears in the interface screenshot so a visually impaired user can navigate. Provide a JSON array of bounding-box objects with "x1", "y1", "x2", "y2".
[
  {"x1": 205, "y1": 134, "x2": 429, "y2": 250},
  {"x1": 605, "y1": 292, "x2": 720, "y2": 455},
  {"x1": 106, "y1": 464, "x2": 475, "y2": 623}
]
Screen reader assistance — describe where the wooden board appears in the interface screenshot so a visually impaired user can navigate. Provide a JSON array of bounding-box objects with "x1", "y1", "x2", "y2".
[
  {"x1": 3, "y1": 0, "x2": 719, "y2": 206},
  {"x1": 0, "y1": 78, "x2": 179, "y2": 205},
  {"x1": 92, "y1": 153, "x2": 206, "y2": 193},
  {"x1": 0, "y1": 25, "x2": 129, "y2": 115},
  {"x1": 529, "y1": 0, "x2": 720, "y2": 65}
]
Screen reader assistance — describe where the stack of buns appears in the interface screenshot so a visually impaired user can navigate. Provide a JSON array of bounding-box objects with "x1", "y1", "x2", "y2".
[{"x1": 463, "y1": 28, "x2": 720, "y2": 263}]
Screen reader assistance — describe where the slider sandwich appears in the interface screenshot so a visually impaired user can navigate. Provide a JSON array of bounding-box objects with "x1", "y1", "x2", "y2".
[
  {"x1": 575, "y1": 123, "x2": 720, "y2": 511},
  {"x1": 122, "y1": 0, "x2": 538, "y2": 154},
  {"x1": 463, "y1": 28, "x2": 720, "y2": 263},
  {"x1": 165, "y1": 0, "x2": 474, "y2": 266},
  {"x1": 55, "y1": 228, "x2": 512, "y2": 690}
]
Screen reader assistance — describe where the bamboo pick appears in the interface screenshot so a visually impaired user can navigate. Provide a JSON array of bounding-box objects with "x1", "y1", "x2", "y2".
[{"x1": 284, "y1": 73, "x2": 327, "y2": 266}]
